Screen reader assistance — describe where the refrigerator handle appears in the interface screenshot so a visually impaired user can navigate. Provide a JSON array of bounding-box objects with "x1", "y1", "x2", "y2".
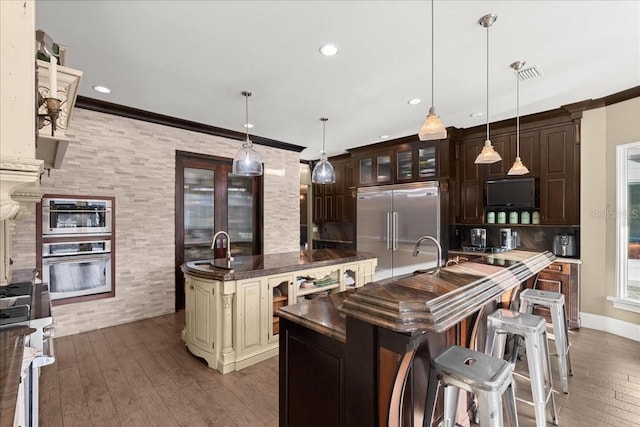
[
  {"x1": 392, "y1": 212, "x2": 399, "y2": 250},
  {"x1": 386, "y1": 212, "x2": 391, "y2": 250}
]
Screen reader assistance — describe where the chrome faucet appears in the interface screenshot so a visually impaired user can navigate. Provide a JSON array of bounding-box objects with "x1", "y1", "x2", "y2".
[
  {"x1": 412, "y1": 235, "x2": 442, "y2": 268},
  {"x1": 212, "y1": 230, "x2": 234, "y2": 267}
]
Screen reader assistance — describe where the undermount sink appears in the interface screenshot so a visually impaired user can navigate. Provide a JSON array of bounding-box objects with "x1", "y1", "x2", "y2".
[
  {"x1": 0, "y1": 296, "x2": 31, "y2": 309},
  {"x1": 413, "y1": 268, "x2": 439, "y2": 275}
]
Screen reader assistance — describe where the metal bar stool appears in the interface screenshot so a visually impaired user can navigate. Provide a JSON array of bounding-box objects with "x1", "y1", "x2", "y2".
[
  {"x1": 423, "y1": 345, "x2": 519, "y2": 427},
  {"x1": 486, "y1": 309, "x2": 558, "y2": 427},
  {"x1": 519, "y1": 288, "x2": 573, "y2": 394}
]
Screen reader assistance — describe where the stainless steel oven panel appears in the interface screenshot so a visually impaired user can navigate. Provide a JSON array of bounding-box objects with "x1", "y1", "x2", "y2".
[
  {"x1": 42, "y1": 240, "x2": 111, "y2": 257},
  {"x1": 42, "y1": 253, "x2": 112, "y2": 300},
  {"x1": 42, "y1": 198, "x2": 112, "y2": 235}
]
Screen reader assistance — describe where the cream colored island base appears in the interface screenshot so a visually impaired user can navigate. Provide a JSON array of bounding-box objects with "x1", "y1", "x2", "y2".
[{"x1": 182, "y1": 252, "x2": 377, "y2": 374}]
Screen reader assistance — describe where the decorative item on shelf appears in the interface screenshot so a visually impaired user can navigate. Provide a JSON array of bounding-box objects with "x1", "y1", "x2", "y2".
[
  {"x1": 311, "y1": 117, "x2": 336, "y2": 184},
  {"x1": 36, "y1": 58, "x2": 82, "y2": 138},
  {"x1": 497, "y1": 210, "x2": 506, "y2": 224},
  {"x1": 232, "y1": 91, "x2": 263, "y2": 176},
  {"x1": 474, "y1": 13, "x2": 502, "y2": 164},
  {"x1": 521, "y1": 210, "x2": 531, "y2": 224},
  {"x1": 418, "y1": 0, "x2": 447, "y2": 141},
  {"x1": 486, "y1": 211, "x2": 495, "y2": 224},
  {"x1": 532, "y1": 211, "x2": 540, "y2": 224},
  {"x1": 509, "y1": 211, "x2": 519, "y2": 224},
  {"x1": 507, "y1": 60, "x2": 530, "y2": 175}
]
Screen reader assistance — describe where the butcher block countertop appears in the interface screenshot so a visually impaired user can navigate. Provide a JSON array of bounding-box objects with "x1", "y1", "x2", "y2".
[
  {"x1": 278, "y1": 249, "x2": 556, "y2": 338},
  {"x1": 182, "y1": 249, "x2": 377, "y2": 280}
]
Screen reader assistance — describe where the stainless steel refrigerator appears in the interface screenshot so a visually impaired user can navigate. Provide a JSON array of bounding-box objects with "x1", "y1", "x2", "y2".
[{"x1": 356, "y1": 182, "x2": 440, "y2": 280}]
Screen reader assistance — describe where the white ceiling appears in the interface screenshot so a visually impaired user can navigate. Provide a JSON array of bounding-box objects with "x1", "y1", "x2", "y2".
[{"x1": 36, "y1": 1, "x2": 640, "y2": 161}]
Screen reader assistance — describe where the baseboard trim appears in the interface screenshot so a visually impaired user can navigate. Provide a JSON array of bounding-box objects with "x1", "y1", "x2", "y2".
[{"x1": 580, "y1": 312, "x2": 640, "y2": 342}]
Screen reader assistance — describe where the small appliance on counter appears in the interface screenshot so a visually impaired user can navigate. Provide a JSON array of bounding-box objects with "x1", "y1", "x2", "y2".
[
  {"x1": 500, "y1": 228, "x2": 513, "y2": 249},
  {"x1": 470, "y1": 228, "x2": 487, "y2": 248},
  {"x1": 552, "y1": 234, "x2": 577, "y2": 257}
]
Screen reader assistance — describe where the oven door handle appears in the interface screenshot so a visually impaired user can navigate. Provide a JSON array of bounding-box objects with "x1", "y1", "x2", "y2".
[{"x1": 42, "y1": 253, "x2": 111, "y2": 265}]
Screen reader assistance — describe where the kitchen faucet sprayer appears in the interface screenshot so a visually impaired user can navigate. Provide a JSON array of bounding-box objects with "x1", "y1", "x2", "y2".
[
  {"x1": 412, "y1": 235, "x2": 442, "y2": 268},
  {"x1": 212, "y1": 230, "x2": 234, "y2": 264}
]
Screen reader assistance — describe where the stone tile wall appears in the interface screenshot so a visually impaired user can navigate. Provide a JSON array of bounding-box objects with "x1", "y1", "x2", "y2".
[{"x1": 11, "y1": 108, "x2": 300, "y2": 336}]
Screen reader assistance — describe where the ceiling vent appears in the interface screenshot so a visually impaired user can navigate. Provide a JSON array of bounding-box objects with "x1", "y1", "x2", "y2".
[{"x1": 517, "y1": 65, "x2": 543, "y2": 81}]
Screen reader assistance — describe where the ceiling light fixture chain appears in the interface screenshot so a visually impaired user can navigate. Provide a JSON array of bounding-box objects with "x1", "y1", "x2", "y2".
[
  {"x1": 232, "y1": 90, "x2": 263, "y2": 176},
  {"x1": 474, "y1": 13, "x2": 501, "y2": 164}
]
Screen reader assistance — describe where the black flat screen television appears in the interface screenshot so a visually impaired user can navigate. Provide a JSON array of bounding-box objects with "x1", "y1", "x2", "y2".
[{"x1": 485, "y1": 178, "x2": 537, "y2": 208}]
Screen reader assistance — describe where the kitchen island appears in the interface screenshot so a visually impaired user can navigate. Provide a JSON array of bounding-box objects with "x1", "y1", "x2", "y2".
[
  {"x1": 181, "y1": 249, "x2": 377, "y2": 374},
  {"x1": 277, "y1": 249, "x2": 555, "y2": 427}
]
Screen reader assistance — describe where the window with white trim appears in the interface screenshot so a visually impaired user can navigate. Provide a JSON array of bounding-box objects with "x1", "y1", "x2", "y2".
[{"x1": 612, "y1": 142, "x2": 640, "y2": 312}]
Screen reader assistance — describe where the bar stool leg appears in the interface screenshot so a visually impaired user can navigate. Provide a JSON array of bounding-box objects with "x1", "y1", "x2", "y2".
[
  {"x1": 541, "y1": 330, "x2": 559, "y2": 426},
  {"x1": 477, "y1": 391, "x2": 504, "y2": 427},
  {"x1": 549, "y1": 300, "x2": 573, "y2": 393},
  {"x1": 504, "y1": 382, "x2": 520, "y2": 427},
  {"x1": 525, "y1": 330, "x2": 558, "y2": 427},
  {"x1": 443, "y1": 385, "x2": 460, "y2": 427}
]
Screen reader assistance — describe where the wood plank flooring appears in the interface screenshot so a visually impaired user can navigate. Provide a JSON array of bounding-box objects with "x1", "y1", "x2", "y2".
[{"x1": 39, "y1": 311, "x2": 640, "y2": 427}]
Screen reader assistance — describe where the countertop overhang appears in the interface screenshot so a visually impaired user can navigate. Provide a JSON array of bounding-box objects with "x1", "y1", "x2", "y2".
[
  {"x1": 182, "y1": 249, "x2": 377, "y2": 281},
  {"x1": 279, "y1": 249, "x2": 555, "y2": 339}
]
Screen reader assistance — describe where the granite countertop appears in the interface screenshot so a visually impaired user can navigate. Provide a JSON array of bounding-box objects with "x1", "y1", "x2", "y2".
[
  {"x1": 312, "y1": 238, "x2": 354, "y2": 244},
  {"x1": 278, "y1": 249, "x2": 555, "y2": 338},
  {"x1": 182, "y1": 249, "x2": 377, "y2": 280},
  {"x1": 449, "y1": 249, "x2": 582, "y2": 264},
  {"x1": 0, "y1": 326, "x2": 35, "y2": 427}
]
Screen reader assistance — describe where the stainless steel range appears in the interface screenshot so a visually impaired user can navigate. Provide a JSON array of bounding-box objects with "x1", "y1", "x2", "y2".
[{"x1": 0, "y1": 279, "x2": 55, "y2": 426}]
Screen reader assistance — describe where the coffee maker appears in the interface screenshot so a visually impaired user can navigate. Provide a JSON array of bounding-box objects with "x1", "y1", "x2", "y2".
[{"x1": 470, "y1": 228, "x2": 487, "y2": 248}]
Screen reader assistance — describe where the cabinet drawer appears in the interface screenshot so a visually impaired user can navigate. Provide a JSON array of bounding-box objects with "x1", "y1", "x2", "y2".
[
  {"x1": 534, "y1": 277, "x2": 562, "y2": 294},
  {"x1": 541, "y1": 262, "x2": 571, "y2": 276}
]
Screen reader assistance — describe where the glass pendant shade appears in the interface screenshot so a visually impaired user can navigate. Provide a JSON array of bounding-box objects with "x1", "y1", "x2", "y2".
[
  {"x1": 312, "y1": 155, "x2": 336, "y2": 184},
  {"x1": 475, "y1": 139, "x2": 502, "y2": 164},
  {"x1": 232, "y1": 139, "x2": 263, "y2": 176},
  {"x1": 311, "y1": 117, "x2": 335, "y2": 184},
  {"x1": 507, "y1": 157, "x2": 530, "y2": 175},
  {"x1": 232, "y1": 91, "x2": 263, "y2": 176},
  {"x1": 419, "y1": 107, "x2": 447, "y2": 141}
]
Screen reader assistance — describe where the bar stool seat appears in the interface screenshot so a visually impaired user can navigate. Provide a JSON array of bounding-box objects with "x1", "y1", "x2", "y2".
[
  {"x1": 423, "y1": 345, "x2": 518, "y2": 427},
  {"x1": 519, "y1": 288, "x2": 574, "y2": 393},
  {"x1": 486, "y1": 309, "x2": 558, "y2": 427}
]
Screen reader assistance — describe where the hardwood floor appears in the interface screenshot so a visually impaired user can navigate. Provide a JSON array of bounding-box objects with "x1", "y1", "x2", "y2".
[{"x1": 40, "y1": 311, "x2": 640, "y2": 427}]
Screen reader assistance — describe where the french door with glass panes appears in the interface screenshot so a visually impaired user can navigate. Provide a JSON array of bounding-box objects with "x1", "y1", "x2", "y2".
[{"x1": 175, "y1": 151, "x2": 263, "y2": 310}]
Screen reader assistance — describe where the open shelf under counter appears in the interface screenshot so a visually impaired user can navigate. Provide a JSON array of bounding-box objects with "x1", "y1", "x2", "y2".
[{"x1": 297, "y1": 282, "x2": 340, "y2": 297}]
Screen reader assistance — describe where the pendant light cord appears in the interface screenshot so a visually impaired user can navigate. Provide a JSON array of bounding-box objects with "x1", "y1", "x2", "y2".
[
  {"x1": 322, "y1": 120, "x2": 326, "y2": 154},
  {"x1": 431, "y1": 0, "x2": 434, "y2": 109},
  {"x1": 516, "y1": 70, "x2": 520, "y2": 158},
  {"x1": 486, "y1": 24, "x2": 490, "y2": 142},
  {"x1": 245, "y1": 93, "x2": 250, "y2": 145}
]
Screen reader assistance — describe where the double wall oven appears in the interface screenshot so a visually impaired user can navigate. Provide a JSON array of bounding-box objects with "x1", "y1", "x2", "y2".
[{"x1": 38, "y1": 196, "x2": 115, "y2": 304}]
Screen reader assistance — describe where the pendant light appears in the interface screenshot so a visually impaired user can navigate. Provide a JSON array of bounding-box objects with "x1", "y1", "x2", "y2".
[
  {"x1": 507, "y1": 60, "x2": 530, "y2": 175},
  {"x1": 418, "y1": 0, "x2": 447, "y2": 141},
  {"x1": 474, "y1": 14, "x2": 502, "y2": 164},
  {"x1": 311, "y1": 117, "x2": 335, "y2": 184},
  {"x1": 232, "y1": 91, "x2": 263, "y2": 176}
]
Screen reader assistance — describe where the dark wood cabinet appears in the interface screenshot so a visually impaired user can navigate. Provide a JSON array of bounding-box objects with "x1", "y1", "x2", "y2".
[
  {"x1": 525, "y1": 261, "x2": 580, "y2": 329},
  {"x1": 355, "y1": 140, "x2": 439, "y2": 187},
  {"x1": 457, "y1": 138, "x2": 485, "y2": 224},
  {"x1": 313, "y1": 156, "x2": 355, "y2": 223},
  {"x1": 539, "y1": 124, "x2": 578, "y2": 225}
]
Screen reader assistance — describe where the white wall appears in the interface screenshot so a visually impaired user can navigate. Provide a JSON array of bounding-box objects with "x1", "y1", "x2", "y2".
[
  {"x1": 581, "y1": 96, "x2": 640, "y2": 326},
  {"x1": 11, "y1": 108, "x2": 300, "y2": 336}
]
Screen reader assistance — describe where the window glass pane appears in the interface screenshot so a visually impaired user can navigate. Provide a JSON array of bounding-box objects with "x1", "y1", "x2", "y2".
[
  {"x1": 228, "y1": 175, "x2": 254, "y2": 257},
  {"x1": 418, "y1": 146, "x2": 436, "y2": 177},
  {"x1": 627, "y1": 146, "x2": 640, "y2": 300},
  {"x1": 377, "y1": 155, "x2": 391, "y2": 182},
  {"x1": 184, "y1": 167, "x2": 215, "y2": 261},
  {"x1": 360, "y1": 158, "x2": 372, "y2": 184}
]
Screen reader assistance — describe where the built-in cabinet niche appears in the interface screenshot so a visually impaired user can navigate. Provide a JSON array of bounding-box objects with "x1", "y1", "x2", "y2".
[{"x1": 454, "y1": 112, "x2": 579, "y2": 226}]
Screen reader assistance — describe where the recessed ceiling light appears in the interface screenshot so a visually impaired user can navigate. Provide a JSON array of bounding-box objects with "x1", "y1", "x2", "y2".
[
  {"x1": 379, "y1": 134, "x2": 390, "y2": 139},
  {"x1": 319, "y1": 44, "x2": 339, "y2": 56},
  {"x1": 243, "y1": 123, "x2": 254, "y2": 129},
  {"x1": 408, "y1": 98, "x2": 422, "y2": 105},
  {"x1": 92, "y1": 85, "x2": 111, "y2": 94},
  {"x1": 470, "y1": 112, "x2": 484, "y2": 118}
]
